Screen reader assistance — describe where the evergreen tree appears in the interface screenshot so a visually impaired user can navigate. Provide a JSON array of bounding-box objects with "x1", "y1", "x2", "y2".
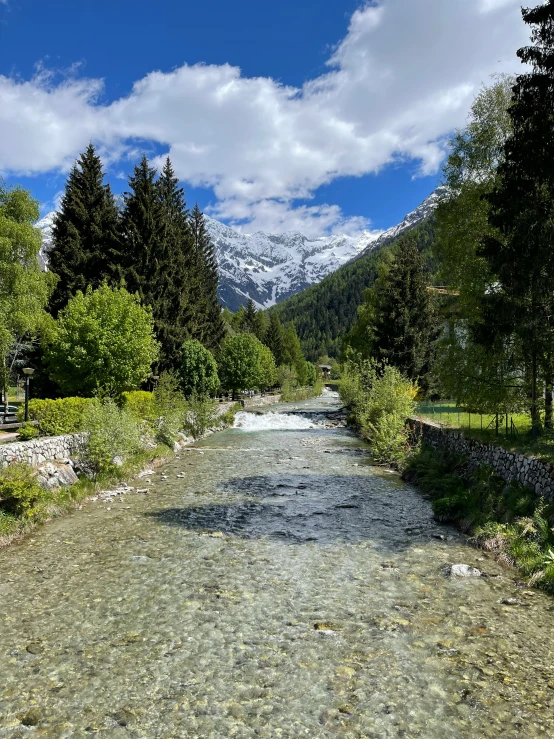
[
  {"x1": 483, "y1": 1, "x2": 554, "y2": 430},
  {"x1": 348, "y1": 237, "x2": 436, "y2": 386},
  {"x1": 155, "y1": 157, "x2": 197, "y2": 372},
  {"x1": 191, "y1": 203, "x2": 225, "y2": 350},
  {"x1": 49, "y1": 144, "x2": 120, "y2": 315},
  {"x1": 264, "y1": 312, "x2": 285, "y2": 365},
  {"x1": 119, "y1": 155, "x2": 165, "y2": 301}
]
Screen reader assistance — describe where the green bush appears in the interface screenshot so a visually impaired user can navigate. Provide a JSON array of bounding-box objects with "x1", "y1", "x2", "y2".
[
  {"x1": 365, "y1": 411, "x2": 410, "y2": 467},
  {"x1": 184, "y1": 393, "x2": 220, "y2": 439},
  {"x1": 16, "y1": 423, "x2": 39, "y2": 441},
  {"x1": 151, "y1": 373, "x2": 187, "y2": 446},
  {"x1": 81, "y1": 398, "x2": 143, "y2": 475},
  {"x1": 0, "y1": 463, "x2": 51, "y2": 520},
  {"x1": 121, "y1": 390, "x2": 156, "y2": 421},
  {"x1": 18, "y1": 397, "x2": 93, "y2": 436}
]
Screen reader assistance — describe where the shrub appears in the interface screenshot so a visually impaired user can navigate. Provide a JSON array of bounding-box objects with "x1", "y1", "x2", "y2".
[
  {"x1": 180, "y1": 340, "x2": 219, "y2": 398},
  {"x1": 17, "y1": 397, "x2": 93, "y2": 436},
  {"x1": 365, "y1": 411, "x2": 410, "y2": 466},
  {"x1": 184, "y1": 393, "x2": 220, "y2": 439},
  {"x1": 121, "y1": 391, "x2": 156, "y2": 422},
  {"x1": 151, "y1": 372, "x2": 187, "y2": 446},
  {"x1": 16, "y1": 423, "x2": 39, "y2": 441},
  {"x1": 0, "y1": 463, "x2": 51, "y2": 520},
  {"x1": 81, "y1": 398, "x2": 142, "y2": 475}
]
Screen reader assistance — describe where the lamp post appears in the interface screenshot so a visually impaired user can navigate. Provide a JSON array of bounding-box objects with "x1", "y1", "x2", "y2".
[{"x1": 22, "y1": 368, "x2": 35, "y2": 422}]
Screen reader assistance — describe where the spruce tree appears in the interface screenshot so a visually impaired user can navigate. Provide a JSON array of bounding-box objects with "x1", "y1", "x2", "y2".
[
  {"x1": 191, "y1": 203, "x2": 225, "y2": 350},
  {"x1": 363, "y1": 237, "x2": 436, "y2": 384},
  {"x1": 483, "y1": 0, "x2": 554, "y2": 430},
  {"x1": 49, "y1": 144, "x2": 120, "y2": 315},
  {"x1": 119, "y1": 155, "x2": 165, "y2": 301},
  {"x1": 264, "y1": 313, "x2": 285, "y2": 365},
  {"x1": 155, "y1": 157, "x2": 197, "y2": 372}
]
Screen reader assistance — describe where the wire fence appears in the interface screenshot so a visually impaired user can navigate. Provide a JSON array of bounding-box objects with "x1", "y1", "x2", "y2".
[{"x1": 416, "y1": 401, "x2": 529, "y2": 438}]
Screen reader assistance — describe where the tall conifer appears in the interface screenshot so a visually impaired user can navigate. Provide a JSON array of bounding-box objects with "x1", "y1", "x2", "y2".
[
  {"x1": 49, "y1": 144, "x2": 119, "y2": 314},
  {"x1": 264, "y1": 313, "x2": 285, "y2": 366},
  {"x1": 155, "y1": 157, "x2": 197, "y2": 371},
  {"x1": 483, "y1": 0, "x2": 554, "y2": 430},
  {"x1": 191, "y1": 203, "x2": 225, "y2": 350}
]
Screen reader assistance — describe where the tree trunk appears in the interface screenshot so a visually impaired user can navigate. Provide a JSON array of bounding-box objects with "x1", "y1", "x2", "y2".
[
  {"x1": 545, "y1": 378, "x2": 553, "y2": 429},
  {"x1": 531, "y1": 351, "x2": 540, "y2": 437}
]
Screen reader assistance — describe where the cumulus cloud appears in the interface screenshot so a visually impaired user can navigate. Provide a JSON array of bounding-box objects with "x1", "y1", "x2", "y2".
[{"x1": 0, "y1": 0, "x2": 528, "y2": 234}]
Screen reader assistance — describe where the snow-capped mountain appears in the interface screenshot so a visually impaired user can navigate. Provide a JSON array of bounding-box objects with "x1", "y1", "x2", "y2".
[{"x1": 36, "y1": 187, "x2": 444, "y2": 311}]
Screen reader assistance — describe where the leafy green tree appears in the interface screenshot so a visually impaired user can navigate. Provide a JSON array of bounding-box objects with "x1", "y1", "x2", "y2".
[
  {"x1": 282, "y1": 323, "x2": 308, "y2": 384},
  {"x1": 191, "y1": 203, "x2": 225, "y2": 350},
  {"x1": 179, "y1": 339, "x2": 219, "y2": 398},
  {"x1": 45, "y1": 283, "x2": 159, "y2": 396},
  {"x1": 218, "y1": 333, "x2": 276, "y2": 397},
  {"x1": 49, "y1": 144, "x2": 120, "y2": 315},
  {"x1": 482, "y1": 3, "x2": 554, "y2": 430},
  {"x1": 0, "y1": 181, "x2": 53, "y2": 403}
]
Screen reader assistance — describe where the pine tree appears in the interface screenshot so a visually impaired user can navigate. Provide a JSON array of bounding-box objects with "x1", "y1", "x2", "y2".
[
  {"x1": 357, "y1": 237, "x2": 436, "y2": 385},
  {"x1": 264, "y1": 312, "x2": 285, "y2": 365},
  {"x1": 49, "y1": 144, "x2": 120, "y2": 315},
  {"x1": 191, "y1": 203, "x2": 225, "y2": 350},
  {"x1": 155, "y1": 157, "x2": 197, "y2": 372},
  {"x1": 119, "y1": 155, "x2": 165, "y2": 301},
  {"x1": 483, "y1": 0, "x2": 554, "y2": 430}
]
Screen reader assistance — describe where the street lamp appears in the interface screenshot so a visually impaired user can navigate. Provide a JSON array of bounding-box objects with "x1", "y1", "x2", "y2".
[{"x1": 22, "y1": 368, "x2": 35, "y2": 422}]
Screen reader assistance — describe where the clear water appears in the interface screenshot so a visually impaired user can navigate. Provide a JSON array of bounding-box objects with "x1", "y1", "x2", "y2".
[{"x1": 1, "y1": 395, "x2": 553, "y2": 738}]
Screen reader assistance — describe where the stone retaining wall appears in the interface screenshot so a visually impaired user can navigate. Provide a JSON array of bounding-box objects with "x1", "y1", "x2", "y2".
[
  {"x1": 0, "y1": 434, "x2": 84, "y2": 469},
  {"x1": 409, "y1": 418, "x2": 554, "y2": 501}
]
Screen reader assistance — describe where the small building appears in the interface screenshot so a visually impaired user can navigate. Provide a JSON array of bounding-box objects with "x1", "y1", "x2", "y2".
[{"x1": 319, "y1": 364, "x2": 332, "y2": 378}]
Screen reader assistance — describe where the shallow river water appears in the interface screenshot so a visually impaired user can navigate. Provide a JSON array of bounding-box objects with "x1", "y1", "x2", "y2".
[{"x1": 1, "y1": 394, "x2": 554, "y2": 738}]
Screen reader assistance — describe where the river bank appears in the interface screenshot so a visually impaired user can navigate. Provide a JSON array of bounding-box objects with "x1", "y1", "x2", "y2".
[{"x1": 1, "y1": 395, "x2": 554, "y2": 736}]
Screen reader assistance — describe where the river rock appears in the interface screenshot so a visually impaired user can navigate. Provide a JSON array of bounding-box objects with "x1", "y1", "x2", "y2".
[
  {"x1": 21, "y1": 707, "x2": 43, "y2": 726},
  {"x1": 448, "y1": 564, "x2": 482, "y2": 577},
  {"x1": 35, "y1": 461, "x2": 78, "y2": 491}
]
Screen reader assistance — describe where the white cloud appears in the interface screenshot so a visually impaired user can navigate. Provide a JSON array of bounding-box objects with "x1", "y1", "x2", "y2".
[{"x1": 0, "y1": 0, "x2": 528, "y2": 234}]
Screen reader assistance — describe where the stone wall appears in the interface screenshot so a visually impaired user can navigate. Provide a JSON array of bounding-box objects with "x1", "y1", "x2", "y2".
[
  {"x1": 409, "y1": 418, "x2": 554, "y2": 501},
  {"x1": 0, "y1": 434, "x2": 84, "y2": 469}
]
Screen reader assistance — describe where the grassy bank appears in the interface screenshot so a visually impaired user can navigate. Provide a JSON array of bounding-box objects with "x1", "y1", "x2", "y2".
[{"x1": 404, "y1": 445, "x2": 554, "y2": 594}]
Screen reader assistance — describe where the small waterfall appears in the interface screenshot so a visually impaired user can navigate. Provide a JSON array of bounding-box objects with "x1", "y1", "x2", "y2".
[{"x1": 233, "y1": 411, "x2": 316, "y2": 432}]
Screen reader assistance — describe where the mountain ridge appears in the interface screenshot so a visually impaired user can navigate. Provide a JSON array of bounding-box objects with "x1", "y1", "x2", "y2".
[{"x1": 36, "y1": 187, "x2": 444, "y2": 311}]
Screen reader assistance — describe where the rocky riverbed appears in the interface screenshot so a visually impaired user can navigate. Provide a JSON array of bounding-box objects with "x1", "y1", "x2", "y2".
[{"x1": 0, "y1": 393, "x2": 553, "y2": 737}]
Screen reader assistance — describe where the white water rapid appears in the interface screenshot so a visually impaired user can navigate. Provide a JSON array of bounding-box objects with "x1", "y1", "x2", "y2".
[{"x1": 233, "y1": 411, "x2": 317, "y2": 431}]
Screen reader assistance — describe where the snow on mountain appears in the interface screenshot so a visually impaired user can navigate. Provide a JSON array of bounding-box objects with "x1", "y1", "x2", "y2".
[{"x1": 36, "y1": 187, "x2": 444, "y2": 311}]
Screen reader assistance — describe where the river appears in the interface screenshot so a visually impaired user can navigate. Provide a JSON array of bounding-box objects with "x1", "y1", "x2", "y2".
[{"x1": 0, "y1": 393, "x2": 553, "y2": 738}]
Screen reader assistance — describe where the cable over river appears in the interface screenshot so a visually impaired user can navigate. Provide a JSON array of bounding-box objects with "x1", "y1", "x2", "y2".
[{"x1": 1, "y1": 393, "x2": 554, "y2": 738}]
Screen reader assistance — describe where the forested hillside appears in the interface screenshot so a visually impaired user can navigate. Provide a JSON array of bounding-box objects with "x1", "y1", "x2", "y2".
[{"x1": 270, "y1": 218, "x2": 436, "y2": 360}]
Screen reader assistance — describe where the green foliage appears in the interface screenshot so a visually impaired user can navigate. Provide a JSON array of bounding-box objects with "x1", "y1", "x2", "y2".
[
  {"x1": 0, "y1": 463, "x2": 51, "y2": 520},
  {"x1": 190, "y1": 204, "x2": 226, "y2": 350},
  {"x1": 45, "y1": 283, "x2": 159, "y2": 396},
  {"x1": 344, "y1": 236, "x2": 437, "y2": 392},
  {"x1": 121, "y1": 391, "x2": 156, "y2": 422},
  {"x1": 340, "y1": 358, "x2": 417, "y2": 467},
  {"x1": 16, "y1": 423, "x2": 39, "y2": 441},
  {"x1": 48, "y1": 143, "x2": 120, "y2": 315},
  {"x1": 0, "y1": 179, "x2": 53, "y2": 392},
  {"x1": 151, "y1": 372, "x2": 187, "y2": 445},
  {"x1": 81, "y1": 398, "x2": 143, "y2": 475},
  {"x1": 18, "y1": 396, "x2": 93, "y2": 436},
  {"x1": 180, "y1": 340, "x2": 219, "y2": 398},
  {"x1": 183, "y1": 392, "x2": 220, "y2": 439},
  {"x1": 270, "y1": 219, "x2": 435, "y2": 360},
  {"x1": 218, "y1": 333, "x2": 277, "y2": 394}
]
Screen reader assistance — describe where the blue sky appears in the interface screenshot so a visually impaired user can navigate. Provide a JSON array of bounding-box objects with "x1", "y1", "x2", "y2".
[{"x1": 0, "y1": 0, "x2": 527, "y2": 236}]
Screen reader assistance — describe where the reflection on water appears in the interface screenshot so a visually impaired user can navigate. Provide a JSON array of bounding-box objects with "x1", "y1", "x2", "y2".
[{"x1": 0, "y1": 397, "x2": 553, "y2": 738}]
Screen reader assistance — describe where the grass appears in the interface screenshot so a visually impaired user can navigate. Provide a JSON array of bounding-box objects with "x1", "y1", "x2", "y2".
[
  {"x1": 404, "y1": 444, "x2": 554, "y2": 594},
  {"x1": 415, "y1": 401, "x2": 554, "y2": 464}
]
